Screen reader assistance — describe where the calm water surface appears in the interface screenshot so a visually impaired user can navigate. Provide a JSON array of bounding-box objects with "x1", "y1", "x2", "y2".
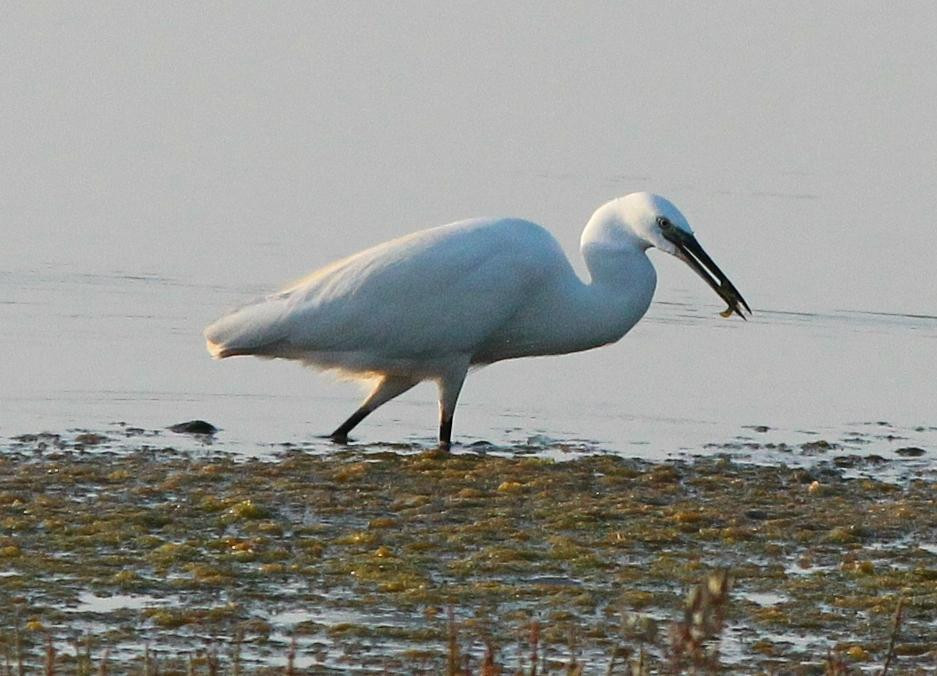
[{"x1": 2, "y1": 261, "x2": 935, "y2": 479}]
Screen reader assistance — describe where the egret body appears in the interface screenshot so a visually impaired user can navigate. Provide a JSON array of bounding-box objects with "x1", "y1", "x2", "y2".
[{"x1": 204, "y1": 193, "x2": 750, "y2": 447}]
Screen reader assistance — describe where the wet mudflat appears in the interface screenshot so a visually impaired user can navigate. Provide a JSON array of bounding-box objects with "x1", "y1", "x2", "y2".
[{"x1": 0, "y1": 430, "x2": 935, "y2": 673}]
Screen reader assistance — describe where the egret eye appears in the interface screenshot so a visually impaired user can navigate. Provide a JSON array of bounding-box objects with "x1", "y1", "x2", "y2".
[{"x1": 656, "y1": 216, "x2": 671, "y2": 229}]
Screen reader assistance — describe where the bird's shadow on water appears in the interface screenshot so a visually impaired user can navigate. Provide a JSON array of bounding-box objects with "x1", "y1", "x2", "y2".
[
  {"x1": 315, "y1": 433, "x2": 436, "y2": 455},
  {"x1": 307, "y1": 432, "x2": 612, "y2": 461}
]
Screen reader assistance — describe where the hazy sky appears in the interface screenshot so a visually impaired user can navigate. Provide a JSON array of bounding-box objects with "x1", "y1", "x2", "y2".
[{"x1": 3, "y1": 2, "x2": 936, "y2": 314}]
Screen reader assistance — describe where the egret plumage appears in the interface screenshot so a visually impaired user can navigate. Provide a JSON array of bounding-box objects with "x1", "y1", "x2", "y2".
[{"x1": 204, "y1": 193, "x2": 750, "y2": 447}]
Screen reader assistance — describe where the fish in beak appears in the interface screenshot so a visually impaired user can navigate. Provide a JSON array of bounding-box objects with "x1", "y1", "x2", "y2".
[{"x1": 662, "y1": 227, "x2": 751, "y2": 320}]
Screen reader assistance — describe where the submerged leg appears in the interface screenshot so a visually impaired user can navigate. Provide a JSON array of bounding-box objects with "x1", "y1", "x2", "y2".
[
  {"x1": 437, "y1": 366, "x2": 468, "y2": 450},
  {"x1": 330, "y1": 376, "x2": 417, "y2": 442}
]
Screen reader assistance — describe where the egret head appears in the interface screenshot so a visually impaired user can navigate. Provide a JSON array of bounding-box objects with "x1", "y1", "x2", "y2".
[
  {"x1": 614, "y1": 192, "x2": 694, "y2": 255},
  {"x1": 585, "y1": 192, "x2": 751, "y2": 319}
]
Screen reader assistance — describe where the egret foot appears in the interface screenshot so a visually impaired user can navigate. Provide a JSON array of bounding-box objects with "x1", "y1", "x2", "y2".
[{"x1": 330, "y1": 406, "x2": 371, "y2": 442}]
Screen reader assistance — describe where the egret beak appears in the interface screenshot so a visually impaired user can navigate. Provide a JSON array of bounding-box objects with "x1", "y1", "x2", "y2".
[{"x1": 663, "y1": 228, "x2": 751, "y2": 320}]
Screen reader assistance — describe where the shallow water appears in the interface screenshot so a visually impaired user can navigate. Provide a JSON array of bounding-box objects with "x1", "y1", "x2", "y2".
[
  {"x1": 2, "y1": 262, "x2": 937, "y2": 474},
  {"x1": 3, "y1": 4, "x2": 937, "y2": 464}
]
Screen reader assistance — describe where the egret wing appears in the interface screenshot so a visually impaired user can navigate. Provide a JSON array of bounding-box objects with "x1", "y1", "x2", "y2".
[
  {"x1": 205, "y1": 218, "x2": 572, "y2": 369},
  {"x1": 280, "y1": 219, "x2": 567, "y2": 358}
]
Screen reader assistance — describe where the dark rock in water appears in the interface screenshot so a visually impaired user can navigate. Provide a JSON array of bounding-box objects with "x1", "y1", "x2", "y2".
[
  {"x1": 833, "y1": 455, "x2": 861, "y2": 468},
  {"x1": 168, "y1": 420, "x2": 218, "y2": 435},
  {"x1": 895, "y1": 446, "x2": 926, "y2": 458},
  {"x1": 800, "y1": 440, "x2": 836, "y2": 455},
  {"x1": 74, "y1": 433, "x2": 108, "y2": 447}
]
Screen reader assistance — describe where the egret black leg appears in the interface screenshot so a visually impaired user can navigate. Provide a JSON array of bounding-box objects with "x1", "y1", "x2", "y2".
[
  {"x1": 328, "y1": 376, "x2": 417, "y2": 443},
  {"x1": 439, "y1": 415, "x2": 453, "y2": 450},
  {"x1": 330, "y1": 406, "x2": 371, "y2": 442},
  {"x1": 436, "y1": 365, "x2": 467, "y2": 451}
]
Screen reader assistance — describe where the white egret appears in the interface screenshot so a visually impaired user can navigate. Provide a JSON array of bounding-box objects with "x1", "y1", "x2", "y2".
[{"x1": 205, "y1": 193, "x2": 750, "y2": 447}]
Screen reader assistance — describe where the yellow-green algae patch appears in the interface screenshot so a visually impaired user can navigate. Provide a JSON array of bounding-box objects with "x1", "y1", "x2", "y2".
[{"x1": 0, "y1": 443, "x2": 934, "y2": 671}]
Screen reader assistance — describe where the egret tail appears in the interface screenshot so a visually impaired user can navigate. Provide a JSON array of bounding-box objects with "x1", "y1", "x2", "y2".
[{"x1": 204, "y1": 296, "x2": 290, "y2": 359}]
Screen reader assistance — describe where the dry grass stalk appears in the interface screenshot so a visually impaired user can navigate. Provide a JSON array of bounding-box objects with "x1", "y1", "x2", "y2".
[
  {"x1": 824, "y1": 648, "x2": 850, "y2": 675},
  {"x1": 232, "y1": 628, "x2": 243, "y2": 676},
  {"x1": 43, "y1": 636, "x2": 54, "y2": 676},
  {"x1": 528, "y1": 621, "x2": 540, "y2": 676},
  {"x1": 97, "y1": 649, "x2": 109, "y2": 676},
  {"x1": 447, "y1": 607, "x2": 461, "y2": 676},
  {"x1": 286, "y1": 636, "x2": 297, "y2": 675},
  {"x1": 481, "y1": 641, "x2": 499, "y2": 676},
  {"x1": 14, "y1": 610, "x2": 23, "y2": 676},
  {"x1": 880, "y1": 597, "x2": 904, "y2": 676},
  {"x1": 668, "y1": 570, "x2": 730, "y2": 672}
]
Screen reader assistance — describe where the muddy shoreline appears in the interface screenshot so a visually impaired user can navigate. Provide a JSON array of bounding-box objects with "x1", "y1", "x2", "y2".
[{"x1": 1, "y1": 430, "x2": 935, "y2": 672}]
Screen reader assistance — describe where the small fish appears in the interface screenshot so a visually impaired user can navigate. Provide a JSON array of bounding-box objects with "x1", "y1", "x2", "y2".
[{"x1": 720, "y1": 306, "x2": 734, "y2": 318}]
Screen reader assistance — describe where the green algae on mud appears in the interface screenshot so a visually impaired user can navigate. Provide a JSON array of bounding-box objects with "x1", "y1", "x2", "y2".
[{"x1": 0, "y1": 438, "x2": 935, "y2": 672}]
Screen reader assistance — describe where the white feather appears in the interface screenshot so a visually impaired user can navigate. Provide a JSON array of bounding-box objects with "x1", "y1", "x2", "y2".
[{"x1": 204, "y1": 192, "x2": 748, "y2": 444}]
